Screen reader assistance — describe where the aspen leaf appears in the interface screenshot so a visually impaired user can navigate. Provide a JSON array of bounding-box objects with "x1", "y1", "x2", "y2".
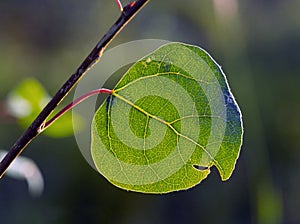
[
  {"x1": 7, "y1": 78, "x2": 83, "y2": 138},
  {"x1": 91, "y1": 43, "x2": 243, "y2": 193}
]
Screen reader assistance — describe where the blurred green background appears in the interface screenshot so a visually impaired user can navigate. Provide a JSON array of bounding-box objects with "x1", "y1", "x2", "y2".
[{"x1": 0, "y1": 0, "x2": 299, "y2": 223}]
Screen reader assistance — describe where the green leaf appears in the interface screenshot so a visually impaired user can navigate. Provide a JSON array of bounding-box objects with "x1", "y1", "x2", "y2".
[
  {"x1": 7, "y1": 78, "x2": 84, "y2": 138},
  {"x1": 91, "y1": 42, "x2": 243, "y2": 193}
]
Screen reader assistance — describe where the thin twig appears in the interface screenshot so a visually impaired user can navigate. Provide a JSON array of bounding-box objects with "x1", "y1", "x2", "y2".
[{"x1": 0, "y1": 0, "x2": 150, "y2": 178}]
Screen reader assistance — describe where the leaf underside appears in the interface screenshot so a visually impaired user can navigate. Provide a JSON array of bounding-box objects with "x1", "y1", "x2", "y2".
[{"x1": 91, "y1": 43, "x2": 243, "y2": 193}]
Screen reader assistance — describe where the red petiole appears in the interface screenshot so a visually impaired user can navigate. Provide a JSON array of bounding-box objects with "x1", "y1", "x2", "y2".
[{"x1": 39, "y1": 88, "x2": 112, "y2": 132}]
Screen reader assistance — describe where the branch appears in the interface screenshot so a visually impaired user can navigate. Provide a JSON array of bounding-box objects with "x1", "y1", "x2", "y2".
[{"x1": 0, "y1": 0, "x2": 150, "y2": 178}]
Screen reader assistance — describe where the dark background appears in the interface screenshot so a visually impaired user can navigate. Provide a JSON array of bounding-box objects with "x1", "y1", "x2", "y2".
[{"x1": 0, "y1": 0, "x2": 299, "y2": 223}]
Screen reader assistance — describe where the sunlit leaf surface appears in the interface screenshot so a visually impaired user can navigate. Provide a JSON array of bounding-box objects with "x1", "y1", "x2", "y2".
[{"x1": 92, "y1": 43, "x2": 243, "y2": 193}]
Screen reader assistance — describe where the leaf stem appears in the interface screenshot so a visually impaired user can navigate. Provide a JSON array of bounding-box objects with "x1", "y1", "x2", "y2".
[
  {"x1": 39, "y1": 88, "x2": 112, "y2": 132},
  {"x1": 0, "y1": 0, "x2": 150, "y2": 179},
  {"x1": 116, "y1": 0, "x2": 124, "y2": 12}
]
